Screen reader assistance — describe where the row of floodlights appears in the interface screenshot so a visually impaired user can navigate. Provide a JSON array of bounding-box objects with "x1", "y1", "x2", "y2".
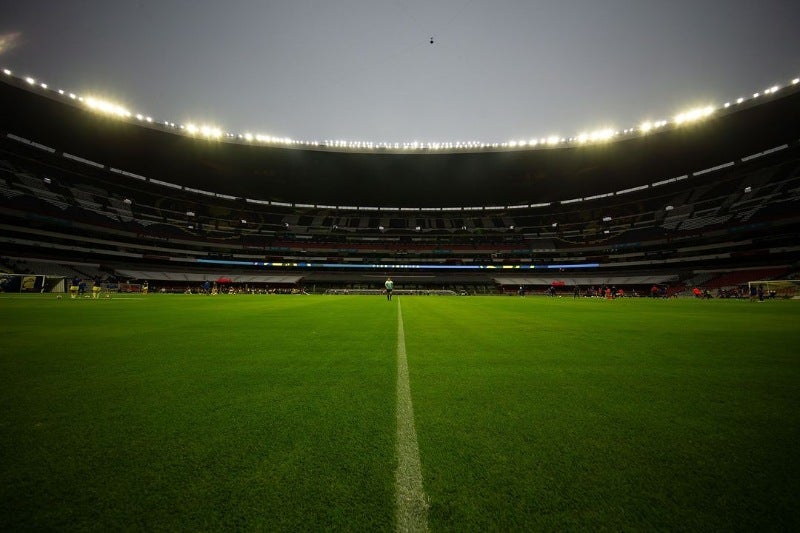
[{"x1": 4, "y1": 67, "x2": 799, "y2": 151}]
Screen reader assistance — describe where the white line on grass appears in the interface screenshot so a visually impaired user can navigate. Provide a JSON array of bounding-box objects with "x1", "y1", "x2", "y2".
[{"x1": 395, "y1": 300, "x2": 429, "y2": 532}]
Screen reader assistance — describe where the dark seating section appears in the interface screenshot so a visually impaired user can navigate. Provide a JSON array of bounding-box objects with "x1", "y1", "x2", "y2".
[{"x1": 1, "y1": 133, "x2": 798, "y2": 287}]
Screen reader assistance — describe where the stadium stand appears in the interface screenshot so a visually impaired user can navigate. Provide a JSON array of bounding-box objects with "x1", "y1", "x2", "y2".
[{"x1": 0, "y1": 73, "x2": 798, "y2": 293}]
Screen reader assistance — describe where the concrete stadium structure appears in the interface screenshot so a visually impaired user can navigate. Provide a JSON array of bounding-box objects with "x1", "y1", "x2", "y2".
[{"x1": 1, "y1": 73, "x2": 798, "y2": 294}]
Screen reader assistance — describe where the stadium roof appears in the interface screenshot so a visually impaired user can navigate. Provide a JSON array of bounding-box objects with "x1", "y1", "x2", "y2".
[{"x1": 2, "y1": 73, "x2": 799, "y2": 208}]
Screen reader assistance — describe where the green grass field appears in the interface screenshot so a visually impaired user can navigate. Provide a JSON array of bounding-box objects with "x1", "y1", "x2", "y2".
[{"x1": 1, "y1": 294, "x2": 798, "y2": 531}]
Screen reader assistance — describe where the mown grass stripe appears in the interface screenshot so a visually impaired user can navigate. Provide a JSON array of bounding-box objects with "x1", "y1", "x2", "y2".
[{"x1": 395, "y1": 300, "x2": 429, "y2": 532}]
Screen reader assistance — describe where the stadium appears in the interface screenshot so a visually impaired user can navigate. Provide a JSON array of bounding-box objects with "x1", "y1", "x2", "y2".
[{"x1": 1, "y1": 55, "x2": 800, "y2": 533}]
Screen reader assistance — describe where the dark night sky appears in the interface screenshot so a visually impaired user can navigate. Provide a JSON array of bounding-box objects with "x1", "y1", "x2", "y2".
[{"x1": 1, "y1": 1, "x2": 798, "y2": 144}]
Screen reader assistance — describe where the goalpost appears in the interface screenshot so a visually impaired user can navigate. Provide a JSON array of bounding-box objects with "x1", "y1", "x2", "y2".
[{"x1": 748, "y1": 280, "x2": 800, "y2": 299}]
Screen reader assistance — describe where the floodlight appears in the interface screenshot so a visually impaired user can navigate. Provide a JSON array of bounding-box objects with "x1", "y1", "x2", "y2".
[
  {"x1": 792, "y1": 78, "x2": 799, "y2": 85},
  {"x1": 85, "y1": 96, "x2": 131, "y2": 117},
  {"x1": 58, "y1": 89, "x2": 64, "y2": 95},
  {"x1": 736, "y1": 97, "x2": 744, "y2": 104},
  {"x1": 2, "y1": 69, "x2": 10, "y2": 75},
  {"x1": 546, "y1": 135, "x2": 559, "y2": 145},
  {"x1": 186, "y1": 123, "x2": 198, "y2": 134},
  {"x1": 25, "y1": 77, "x2": 35, "y2": 85},
  {"x1": 591, "y1": 129, "x2": 614, "y2": 141},
  {"x1": 40, "y1": 83, "x2": 47, "y2": 89},
  {"x1": 674, "y1": 106, "x2": 714, "y2": 125}
]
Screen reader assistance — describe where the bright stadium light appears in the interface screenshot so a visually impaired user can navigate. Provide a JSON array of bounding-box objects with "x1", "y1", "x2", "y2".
[
  {"x1": 9, "y1": 67, "x2": 798, "y2": 153},
  {"x1": 200, "y1": 125, "x2": 221, "y2": 138},
  {"x1": 84, "y1": 96, "x2": 132, "y2": 118},
  {"x1": 590, "y1": 128, "x2": 614, "y2": 141},
  {"x1": 674, "y1": 106, "x2": 714, "y2": 125}
]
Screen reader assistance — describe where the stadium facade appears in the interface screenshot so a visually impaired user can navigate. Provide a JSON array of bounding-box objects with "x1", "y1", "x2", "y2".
[{"x1": 0, "y1": 73, "x2": 798, "y2": 294}]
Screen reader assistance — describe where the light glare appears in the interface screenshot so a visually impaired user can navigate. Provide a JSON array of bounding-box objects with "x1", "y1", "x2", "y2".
[
  {"x1": 85, "y1": 96, "x2": 132, "y2": 117},
  {"x1": 674, "y1": 106, "x2": 714, "y2": 125}
]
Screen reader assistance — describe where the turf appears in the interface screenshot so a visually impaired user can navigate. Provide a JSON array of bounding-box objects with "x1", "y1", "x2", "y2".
[
  {"x1": 0, "y1": 295, "x2": 397, "y2": 531},
  {"x1": 1, "y1": 294, "x2": 798, "y2": 531},
  {"x1": 402, "y1": 296, "x2": 800, "y2": 531}
]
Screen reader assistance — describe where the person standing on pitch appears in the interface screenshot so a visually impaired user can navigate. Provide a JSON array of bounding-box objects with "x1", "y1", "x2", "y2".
[{"x1": 385, "y1": 277, "x2": 394, "y2": 301}]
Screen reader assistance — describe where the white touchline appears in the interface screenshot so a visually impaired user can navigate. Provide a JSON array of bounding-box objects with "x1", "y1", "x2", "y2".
[{"x1": 395, "y1": 300, "x2": 429, "y2": 532}]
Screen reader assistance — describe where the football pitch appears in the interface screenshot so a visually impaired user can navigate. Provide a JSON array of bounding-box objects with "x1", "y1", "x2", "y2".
[{"x1": 1, "y1": 294, "x2": 798, "y2": 531}]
